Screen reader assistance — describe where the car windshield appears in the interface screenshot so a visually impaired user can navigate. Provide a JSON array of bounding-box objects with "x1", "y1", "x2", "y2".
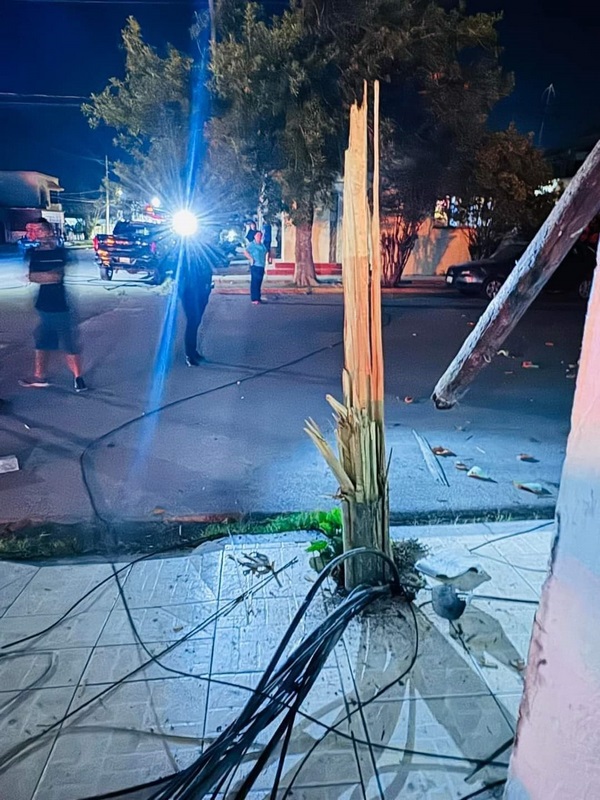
[{"x1": 492, "y1": 239, "x2": 529, "y2": 259}]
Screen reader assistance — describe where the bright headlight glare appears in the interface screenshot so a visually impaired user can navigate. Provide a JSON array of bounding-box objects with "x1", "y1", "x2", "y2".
[{"x1": 172, "y1": 210, "x2": 198, "y2": 237}]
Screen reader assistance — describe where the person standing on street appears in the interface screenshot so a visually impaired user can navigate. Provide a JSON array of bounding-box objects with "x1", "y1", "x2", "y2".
[
  {"x1": 243, "y1": 231, "x2": 268, "y2": 305},
  {"x1": 178, "y1": 247, "x2": 213, "y2": 366},
  {"x1": 19, "y1": 219, "x2": 87, "y2": 392}
]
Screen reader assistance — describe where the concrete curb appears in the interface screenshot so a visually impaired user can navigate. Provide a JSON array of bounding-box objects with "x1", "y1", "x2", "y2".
[{"x1": 0, "y1": 505, "x2": 555, "y2": 561}]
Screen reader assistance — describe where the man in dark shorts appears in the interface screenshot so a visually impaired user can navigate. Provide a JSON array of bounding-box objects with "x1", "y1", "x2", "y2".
[{"x1": 19, "y1": 219, "x2": 87, "y2": 392}]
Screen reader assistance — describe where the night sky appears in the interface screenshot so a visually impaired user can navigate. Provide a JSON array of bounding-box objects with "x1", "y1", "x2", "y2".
[{"x1": 1, "y1": 0, "x2": 598, "y2": 193}]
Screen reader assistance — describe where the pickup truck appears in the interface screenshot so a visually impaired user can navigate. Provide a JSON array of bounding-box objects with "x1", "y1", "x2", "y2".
[{"x1": 93, "y1": 221, "x2": 168, "y2": 283}]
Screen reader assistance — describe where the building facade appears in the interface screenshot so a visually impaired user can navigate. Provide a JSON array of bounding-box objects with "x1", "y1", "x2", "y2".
[{"x1": 0, "y1": 171, "x2": 64, "y2": 243}]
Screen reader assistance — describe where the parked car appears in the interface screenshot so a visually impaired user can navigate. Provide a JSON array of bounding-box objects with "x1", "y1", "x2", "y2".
[{"x1": 445, "y1": 237, "x2": 595, "y2": 301}]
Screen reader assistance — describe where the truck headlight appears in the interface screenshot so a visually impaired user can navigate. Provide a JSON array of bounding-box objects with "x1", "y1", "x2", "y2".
[{"x1": 172, "y1": 210, "x2": 198, "y2": 237}]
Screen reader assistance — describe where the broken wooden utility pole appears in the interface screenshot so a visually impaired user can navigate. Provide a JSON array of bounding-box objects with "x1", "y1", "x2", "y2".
[
  {"x1": 432, "y1": 139, "x2": 600, "y2": 409},
  {"x1": 306, "y1": 81, "x2": 391, "y2": 590}
]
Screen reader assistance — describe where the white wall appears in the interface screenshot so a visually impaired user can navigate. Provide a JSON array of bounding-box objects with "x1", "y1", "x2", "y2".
[{"x1": 504, "y1": 252, "x2": 600, "y2": 799}]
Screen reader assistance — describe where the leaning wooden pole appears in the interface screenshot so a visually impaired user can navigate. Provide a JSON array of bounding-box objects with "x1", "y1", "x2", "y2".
[
  {"x1": 305, "y1": 81, "x2": 390, "y2": 590},
  {"x1": 432, "y1": 139, "x2": 600, "y2": 409}
]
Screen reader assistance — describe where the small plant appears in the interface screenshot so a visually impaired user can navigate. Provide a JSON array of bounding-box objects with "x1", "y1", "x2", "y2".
[
  {"x1": 306, "y1": 508, "x2": 343, "y2": 572},
  {"x1": 306, "y1": 511, "x2": 428, "y2": 597}
]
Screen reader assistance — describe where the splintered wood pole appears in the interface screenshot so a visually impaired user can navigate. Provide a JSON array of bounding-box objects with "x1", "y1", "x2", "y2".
[
  {"x1": 305, "y1": 81, "x2": 390, "y2": 589},
  {"x1": 432, "y1": 139, "x2": 600, "y2": 409}
]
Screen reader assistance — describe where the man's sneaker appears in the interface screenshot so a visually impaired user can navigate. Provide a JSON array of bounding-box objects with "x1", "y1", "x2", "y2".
[
  {"x1": 74, "y1": 377, "x2": 88, "y2": 393},
  {"x1": 19, "y1": 377, "x2": 49, "y2": 388}
]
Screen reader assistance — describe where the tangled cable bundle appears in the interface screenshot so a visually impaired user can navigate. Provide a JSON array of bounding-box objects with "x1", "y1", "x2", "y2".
[{"x1": 0, "y1": 540, "x2": 520, "y2": 800}]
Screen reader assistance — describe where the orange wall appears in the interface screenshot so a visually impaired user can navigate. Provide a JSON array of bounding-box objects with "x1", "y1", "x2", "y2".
[{"x1": 403, "y1": 217, "x2": 471, "y2": 276}]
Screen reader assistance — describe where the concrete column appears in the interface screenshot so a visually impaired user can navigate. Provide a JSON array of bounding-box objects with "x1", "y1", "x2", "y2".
[{"x1": 505, "y1": 248, "x2": 600, "y2": 798}]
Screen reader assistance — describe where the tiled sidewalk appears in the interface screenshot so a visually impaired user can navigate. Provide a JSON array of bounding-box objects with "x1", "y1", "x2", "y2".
[{"x1": 0, "y1": 521, "x2": 552, "y2": 799}]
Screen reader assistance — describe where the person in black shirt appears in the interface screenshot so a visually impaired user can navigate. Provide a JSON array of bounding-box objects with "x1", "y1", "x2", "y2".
[
  {"x1": 19, "y1": 219, "x2": 87, "y2": 392},
  {"x1": 178, "y1": 246, "x2": 213, "y2": 366}
]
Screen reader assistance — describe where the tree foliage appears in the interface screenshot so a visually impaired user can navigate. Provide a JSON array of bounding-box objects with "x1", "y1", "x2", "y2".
[
  {"x1": 82, "y1": 18, "x2": 192, "y2": 201},
  {"x1": 209, "y1": 0, "x2": 512, "y2": 285},
  {"x1": 467, "y1": 124, "x2": 553, "y2": 258}
]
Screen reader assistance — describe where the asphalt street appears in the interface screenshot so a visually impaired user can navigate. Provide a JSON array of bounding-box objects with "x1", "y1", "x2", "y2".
[{"x1": 0, "y1": 250, "x2": 587, "y2": 527}]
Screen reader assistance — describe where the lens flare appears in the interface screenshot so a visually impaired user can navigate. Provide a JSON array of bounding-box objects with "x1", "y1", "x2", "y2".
[{"x1": 172, "y1": 209, "x2": 198, "y2": 237}]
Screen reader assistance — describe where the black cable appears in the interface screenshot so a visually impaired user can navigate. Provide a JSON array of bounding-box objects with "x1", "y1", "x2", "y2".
[
  {"x1": 469, "y1": 521, "x2": 553, "y2": 553},
  {"x1": 0, "y1": 561, "x2": 295, "y2": 776},
  {"x1": 3, "y1": 546, "x2": 511, "y2": 798},
  {"x1": 281, "y1": 599, "x2": 420, "y2": 800},
  {"x1": 471, "y1": 594, "x2": 539, "y2": 605},
  {"x1": 139, "y1": 550, "x2": 400, "y2": 798},
  {"x1": 466, "y1": 738, "x2": 513, "y2": 781},
  {"x1": 79, "y1": 339, "x2": 344, "y2": 524},
  {"x1": 0, "y1": 537, "x2": 232, "y2": 652},
  {"x1": 146, "y1": 584, "x2": 386, "y2": 798},
  {"x1": 78, "y1": 309, "x2": 394, "y2": 526}
]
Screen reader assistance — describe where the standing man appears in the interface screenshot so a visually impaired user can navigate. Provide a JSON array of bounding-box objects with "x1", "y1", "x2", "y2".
[
  {"x1": 178, "y1": 247, "x2": 213, "y2": 366},
  {"x1": 243, "y1": 230, "x2": 268, "y2": 305},
  {"x1": 19, "y1": 218, "x2": 87, "y2": 392}
]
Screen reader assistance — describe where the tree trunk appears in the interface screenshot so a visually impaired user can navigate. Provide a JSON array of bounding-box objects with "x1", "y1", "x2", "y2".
[{"x1": 294, "y1": 217, "x2": 318, "y2": 287}]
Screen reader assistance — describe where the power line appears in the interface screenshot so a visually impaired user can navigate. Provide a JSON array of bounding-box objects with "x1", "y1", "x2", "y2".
[
  {"x1": 11, "y1": 0, "x2": 192, "y2": 5},
  {"x1": 0, "y1": 91, "x2": 87, "y2": 100}
]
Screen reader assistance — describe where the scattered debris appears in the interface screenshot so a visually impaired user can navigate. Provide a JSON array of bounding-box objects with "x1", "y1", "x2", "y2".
[
  {"x1": 518, "y1": 453, "x2": 539, "y2": 463},
  {"x1": 228, "y1": 552, "x2": 282, "y2": 585},
  {"x1": 412, "y1": 430, "x2": 450, "y2": 486},
  {"x1": 467, "y1": 466, "x2": 492, "y2": 481},
  {"x1": 513, "y1": 481, "x2": 550, "y2": 496},
  {"x1": 404, "y1": 396, "x2": 414, "y2": 404},
  {"x1": 522, "y1": 361, "x2": 540, "y2": 369},
  {"x1": 416, "y1": 552, "x2": 491, "y2": 591},
  {"x1": 545, "y1": 341, "x2": 554, "y2": 347},
  {"x1": 497, "y1": 349, "x2": 510, "y2": 357},
  {"x1": 431, "y1": 446, "x2": 455, "y2": 457},
  {"x1": 475, "y1": 446, "x2": 486, "y2": 454},
  {"x1": 152, "y1": 507, "x2": 166, "y2": 515},
  {"x1": 504, "y1": 371, "x2": 514, "y2": 375},
  {"x1": 510, "y1": 658, "x2": 527, "y2": 672},
  {"x1": 0, "y1": 455, "x2": 19, "y2": 475},
  {"x1": 455, "y1": 461, "x2": 469, "y2": 471}
]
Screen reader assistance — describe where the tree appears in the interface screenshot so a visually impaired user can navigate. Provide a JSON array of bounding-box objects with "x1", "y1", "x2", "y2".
[
  {"x1": 82, "y1": 17, "x2": 192, "y2": 204},
  {"x1": 209, "y1": 1, "x2": 511, "y2": 286},
  {"x1": 467, "y1": 124, "x2": 553, "y2": 258}
]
